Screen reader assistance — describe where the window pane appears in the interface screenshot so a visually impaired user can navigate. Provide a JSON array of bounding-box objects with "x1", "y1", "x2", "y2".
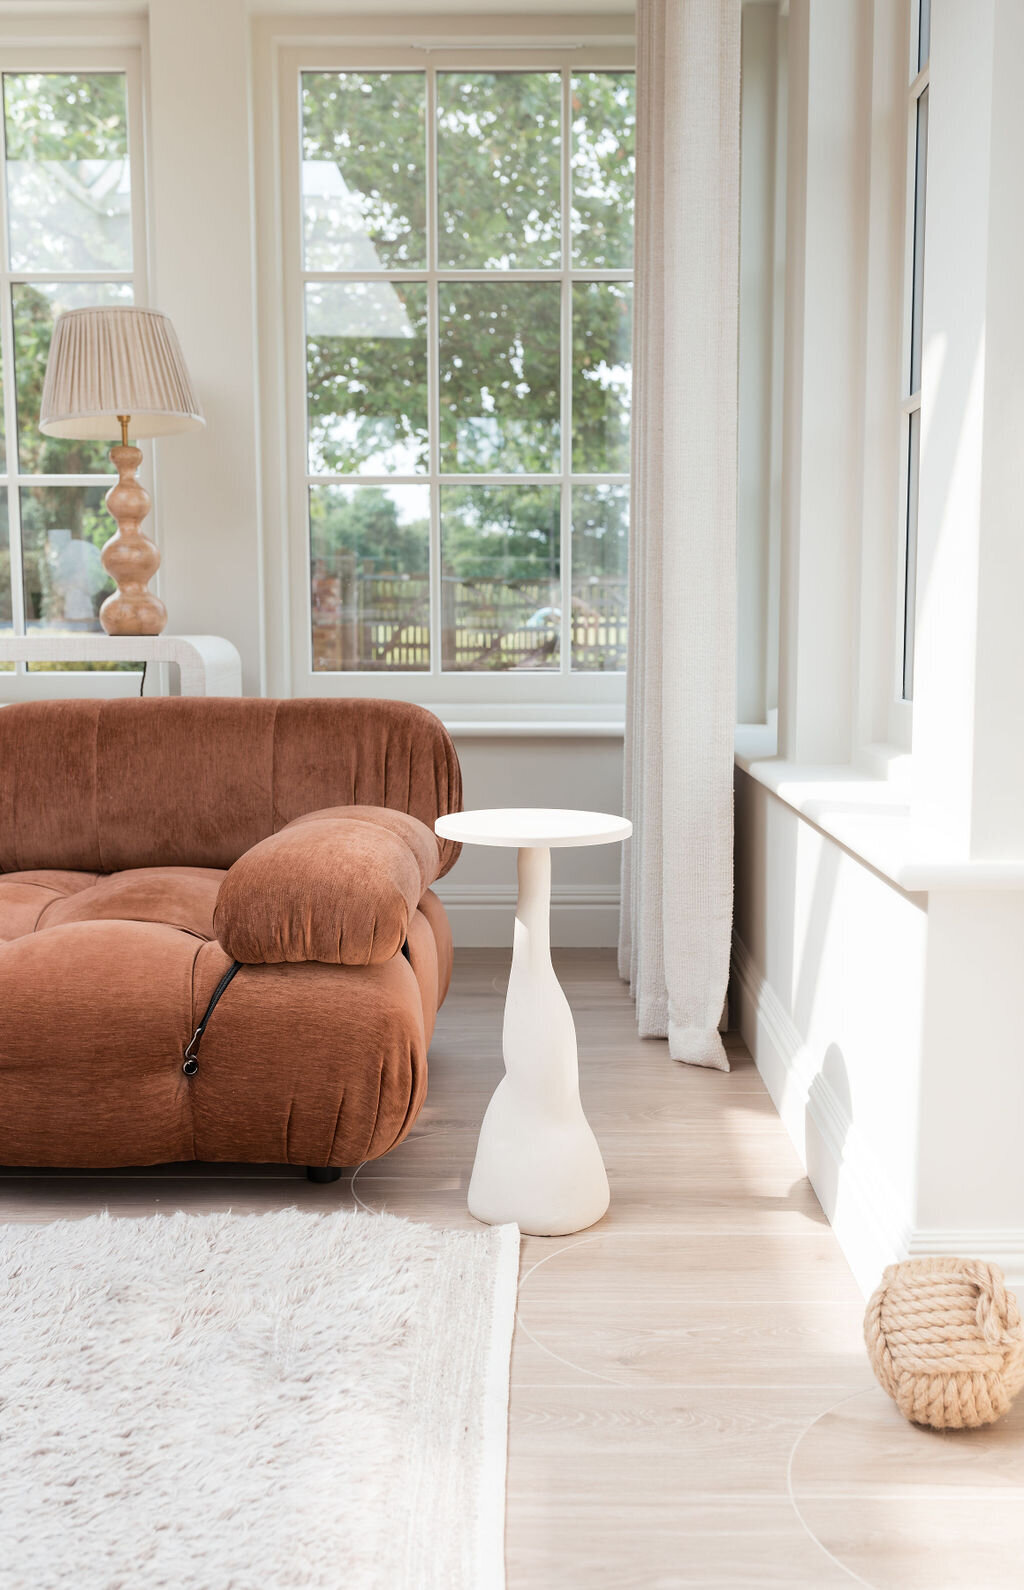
[
  {"x1": 21, "y1": 485, "x2": 112, "y2": 633},
  {"x1": 441, "y1": 485, "x2": 560, "y2": 671},
  {"x1": 310, "y1": 484, "x2": 429, "y2": 672},
  {"x1": 909, "y1": 86, "x2": 928, "y2": 394},
  {"x1": 0, "y1": 494, "x2": 12, "y2": 669},
  {"x1": 14, "y1": 281, "x2": 133, "y2": 475},
  {"x1": 571, "y1": 72, "x2": 636, "y2": 268},
  {"x1": 301, "y1": 72, "x2": 426, "y2": 270},
  {"x1": 438, "y1": 283, "x2": 560, "y2": 473},
  {"x1": 572, "y1": 484, "x2": 628, "y2": 672},
  {"x1": 306, "y1": 282, "x2": 428, "y2": 475},
  {"x1": 3, "y1": 73, "x2": 131, "y2": 272},
  {"x1": 0, "y1": 335, "x2": 5, "y2": 472},
  {"x1": 918, "y1": 0, "x2": 931, "y2": 71},
  {"x1": 903, "y1": 410, "x2": 920, "y2": 701},
  {"x1": 437, "y1": 73, "x2": 561, "y2": 269},
  {"x1": 572, "y1": 282, "x2": 632, "y2": 474}
]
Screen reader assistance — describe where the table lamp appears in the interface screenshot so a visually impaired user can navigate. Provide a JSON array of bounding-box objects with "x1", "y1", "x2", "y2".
[{"x1": 38, "y1": 305, "x2": 204, "y2": 636}]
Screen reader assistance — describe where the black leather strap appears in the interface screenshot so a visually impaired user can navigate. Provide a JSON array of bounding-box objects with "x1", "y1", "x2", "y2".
[{"x1": 183, "y1": 960, "x2": 242, "y2": 1075}]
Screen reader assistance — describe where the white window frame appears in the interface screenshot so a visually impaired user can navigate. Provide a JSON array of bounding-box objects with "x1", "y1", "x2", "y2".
[
  {"x1": 853, "y1": 0, "x2": 919, "y2": 762},
  {"x1": 0, "y1": 40, "x2": 150, "y2": 699},
  {"x1": 897, "y1": 0, "x2": 929, "y2": 712},
  {"x1": 261, "y1": 28, "x2": 634, "y2": 722}
]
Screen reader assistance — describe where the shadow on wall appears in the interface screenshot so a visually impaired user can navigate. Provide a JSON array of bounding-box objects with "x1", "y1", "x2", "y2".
[{"x1": 805, "y1": 1041, "x2": 852, "y2": 1226}]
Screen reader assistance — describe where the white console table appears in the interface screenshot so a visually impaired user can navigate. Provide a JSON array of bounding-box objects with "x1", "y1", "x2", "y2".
[{"x1": 0, "y1": 634, "x2": 242, "y2": 696}]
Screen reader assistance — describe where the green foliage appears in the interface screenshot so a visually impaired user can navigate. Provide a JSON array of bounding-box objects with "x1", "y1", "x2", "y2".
[
  {"x1": 301, "y1": 70, "x2": 634, "y2": 597},
  {"x1": 437, "y1": 73, "x2": 562, "y2": 270},
  {"x1": 309, "y1": 483, "x2": 560, "y2": 585},
  {"x1": 306, "y1": 284, "x2": 428, "y2": 473},
  {"x1": 572, "y1": 282, "x2": 632, "y2": 474},
  {"x1": 3, "y1": 74, "x2": 131, "y2": 275},
  {"x1": 3, "y1": 73, "x2": 127, "y2": 161},
  {"x1": 442, "y1": 485, "x2": 559, "y2": 581},
  {"x1": 571, "y1": 73, "x2": 636, "y2": 268},
  {"x1": 0, "y1": 72, "x2": 133, "y2": 669},
  {"x1": 310, "y1": 486, "x2": 426, "y2": 576},
  {"x1": 438, "y1": 283, "x2": 561, "y2": 473},
  {"x1": 302, "y1": 72, "x2": 426, "y2": 268},
  {"x1": 21, "y1": 489, "x2": 113, "y2": 624},
  {"x1": 0, "y1": 508, "x2": 12, "y2": 626},
  {"x1": 13, "y1": 285, "x2": 119, "y2": 476},
  {"x1": 572, "y1": 485, "x2": 629, "y2": 579}
]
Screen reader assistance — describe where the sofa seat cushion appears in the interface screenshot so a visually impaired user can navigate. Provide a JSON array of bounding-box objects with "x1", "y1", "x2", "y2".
[
  {"x1": 0, "y1": 890, "x2": 451, "y2": 1169},
  {"x1": 0, "y1": 870, "x2": 100, "y2": 940},
  {"x1": 0, "y1": 866, "x2": 225, "y2": 944}
]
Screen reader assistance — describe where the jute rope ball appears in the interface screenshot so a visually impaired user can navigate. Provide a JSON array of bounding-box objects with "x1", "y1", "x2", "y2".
[{"x1": 865, "y1": 1256, "x2": 1024, "y2": 1429}]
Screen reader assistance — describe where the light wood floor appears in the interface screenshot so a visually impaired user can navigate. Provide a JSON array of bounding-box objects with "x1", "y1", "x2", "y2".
[{"x1": 3, "y1": 949, "x2": 1023, "y2": 1588}]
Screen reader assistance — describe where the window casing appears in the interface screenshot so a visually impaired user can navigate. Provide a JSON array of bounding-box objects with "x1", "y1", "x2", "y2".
[
  {"x1": 273, "y1": 40, "x2": 635, "y2": 715},
  {"x1": 0, "y1": 46, "x2": 147, "y2": 687},
  {"x1": 900, "y1": 0, "x2": 929, "y2": 702}
]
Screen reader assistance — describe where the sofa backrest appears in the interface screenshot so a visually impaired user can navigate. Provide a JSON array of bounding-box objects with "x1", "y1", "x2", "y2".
[{"x1": 0, "y1": 698, "x2": 462, "y2": 875}]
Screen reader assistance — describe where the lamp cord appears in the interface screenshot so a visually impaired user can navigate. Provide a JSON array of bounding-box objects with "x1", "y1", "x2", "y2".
[{"x1": 138, "y1": 660, "x2": 147, "y2": 698}]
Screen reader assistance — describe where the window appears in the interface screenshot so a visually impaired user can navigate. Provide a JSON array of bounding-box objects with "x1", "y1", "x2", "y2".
[
  {"x1": 901, "y1": 0, "x2": 929, "y2": 701},
  {"x1": 291, "y1": 59, "x2": 635, "y2": 697},
  {"x1": 0, "y1": 53, "x2": 145, "y2": 677}
]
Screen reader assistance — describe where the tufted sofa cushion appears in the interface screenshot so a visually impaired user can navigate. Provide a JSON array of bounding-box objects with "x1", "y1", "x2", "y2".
[
  {"x1": 0, "y1": 697, "x2": 461, "y2": 1172},
  {"x1": 213, "y1": 806, "x2": 445, "y2": 966},
  {"x1": 0, "y1": 867, "x2": 452, "y2": 1169}
]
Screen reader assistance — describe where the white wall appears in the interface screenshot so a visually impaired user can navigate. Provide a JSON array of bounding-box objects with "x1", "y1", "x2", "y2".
[
  {"x1": 438, "y1": 737, "x2": 624, "y2": 945},
  {"x1": 735, "y1": 0, "x2": 1024, "y2": 1294},
  {"x1": 147, "y1": 0, "x2": 263, "y2": 696},
  {"x1": 734, "y1": 771, "x2": 928, "y2": 1291},
  {"x1": 736, "y1": 768, "x2": 1024, "y2": 1293}
]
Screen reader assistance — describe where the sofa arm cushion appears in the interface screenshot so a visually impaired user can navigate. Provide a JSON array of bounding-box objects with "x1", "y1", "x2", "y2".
[{"x1": 213, "y1": 806, "x2": 445, "y2": 966}]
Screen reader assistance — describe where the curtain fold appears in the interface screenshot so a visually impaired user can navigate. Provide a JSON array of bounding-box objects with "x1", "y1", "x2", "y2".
[{"x1": 619, "y1": 0, "x2": 740, "y2": 1071}]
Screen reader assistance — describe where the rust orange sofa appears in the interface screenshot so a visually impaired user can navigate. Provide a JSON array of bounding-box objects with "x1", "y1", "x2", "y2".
[{"x1": 0, "y1": 698, "x2": 461, "y2": 1177}]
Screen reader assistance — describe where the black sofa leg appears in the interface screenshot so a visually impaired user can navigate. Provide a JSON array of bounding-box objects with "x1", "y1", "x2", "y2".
[{"x1": 306, "y1": 1166, "x2": 345, "y2": 1183}]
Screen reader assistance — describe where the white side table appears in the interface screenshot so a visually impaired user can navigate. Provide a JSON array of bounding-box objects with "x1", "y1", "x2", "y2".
[
  {"x1": 0, "y1": 634, "x2": 242, "y2": 696},
  {"x1": 435, "y1": 807, "x2": 632, "y2": 1237}
]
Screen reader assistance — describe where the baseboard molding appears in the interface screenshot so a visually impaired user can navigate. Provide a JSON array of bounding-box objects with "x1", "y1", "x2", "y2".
[
  {"x1": 905, "y1": 1230, "x2": 1024, "y2": 1290},
  {"x1": 435, "y1": 883, "x2": 620, "y2": 948},
  {"x1": 730, "y1": 935, "x2": 1024, "y2": 1295}
]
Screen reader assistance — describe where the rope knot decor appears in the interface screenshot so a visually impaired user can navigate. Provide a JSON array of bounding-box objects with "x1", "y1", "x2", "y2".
[{"x1": 865, "y1": 1257, "x2": 1024, "y2": 1429}]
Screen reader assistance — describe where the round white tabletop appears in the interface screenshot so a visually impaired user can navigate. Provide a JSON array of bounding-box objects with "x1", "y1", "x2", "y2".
[{"x1": 435, "y1": 807, "x2": 632, "y2": 849}]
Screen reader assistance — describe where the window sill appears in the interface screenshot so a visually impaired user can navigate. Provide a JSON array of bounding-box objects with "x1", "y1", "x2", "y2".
[
  {"x1": 440, "y1": 706, "x2": 625, "y2": 738},
  {"x1": 734, "y1": 724, "x2": 1024, "y2": 893}
]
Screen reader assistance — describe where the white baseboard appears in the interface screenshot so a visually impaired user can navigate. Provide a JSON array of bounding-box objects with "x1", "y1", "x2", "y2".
[
  {"x1": 435, "y1": 883, "x2": 620, "y2": 948},
  {"x1": 904, "y1": 1230, "x2": 1024, "y2": 1291},
  {"x1": 730, "y1": 935, "x2": 1024, "y2": 1298}
]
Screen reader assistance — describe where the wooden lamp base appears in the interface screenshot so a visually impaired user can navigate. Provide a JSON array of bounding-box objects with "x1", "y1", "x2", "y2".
[{"x1": 99, "y1": 441, "x2": 167, "y2": 637}]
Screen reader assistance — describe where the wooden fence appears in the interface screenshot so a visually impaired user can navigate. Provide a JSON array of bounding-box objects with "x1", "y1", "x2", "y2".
[{"x1": 311, "y1": 566, "x2": 627, "y2": 672}]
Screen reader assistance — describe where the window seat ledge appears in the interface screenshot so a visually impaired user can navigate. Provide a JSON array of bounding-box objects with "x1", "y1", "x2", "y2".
[{"x1": 735, "y1": 743, "x2": 1024, "y2": 894}]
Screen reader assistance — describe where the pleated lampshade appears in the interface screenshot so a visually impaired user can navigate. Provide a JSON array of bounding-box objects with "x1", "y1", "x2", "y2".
[{"x1": 39, "y1": 306, "x2": 204, "y2": 441}]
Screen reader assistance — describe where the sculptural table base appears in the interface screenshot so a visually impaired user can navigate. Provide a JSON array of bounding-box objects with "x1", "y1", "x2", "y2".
[{"x1": 467, "y1": 846, "x2": 610, "y2": 1237}]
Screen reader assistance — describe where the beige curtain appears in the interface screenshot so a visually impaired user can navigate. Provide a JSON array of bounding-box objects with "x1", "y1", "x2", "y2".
[{"x1": 619, "y1": 0, "x2": 740, "y2": 1071}]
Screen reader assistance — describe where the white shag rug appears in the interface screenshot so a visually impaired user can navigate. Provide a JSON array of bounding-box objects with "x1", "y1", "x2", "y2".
[{"x1": 0, "y1": 1207, "x2": 519, "y2": 1590}]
